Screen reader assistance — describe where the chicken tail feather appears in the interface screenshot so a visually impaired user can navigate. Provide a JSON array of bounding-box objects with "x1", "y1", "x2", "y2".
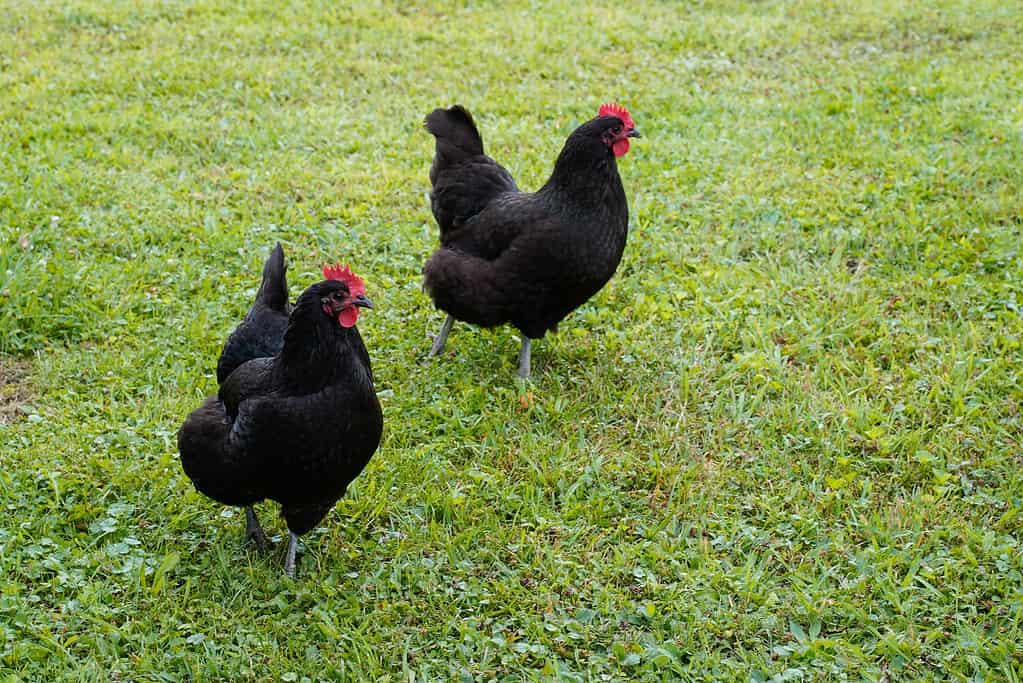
[
  {"x1": 425, "y1": 105, "x2": 485, "y2": 182},
  {"x1": 255, "y1": 242, "x2": 289, "y2": 312}
]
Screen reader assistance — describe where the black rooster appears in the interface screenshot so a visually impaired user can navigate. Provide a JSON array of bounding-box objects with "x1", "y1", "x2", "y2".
[
  {"x1": 422, "y1": 103, "x2": 641, "y2": 377},
  {"x1": 178, "y1": 262, "x2": 381, "y2": 577}
]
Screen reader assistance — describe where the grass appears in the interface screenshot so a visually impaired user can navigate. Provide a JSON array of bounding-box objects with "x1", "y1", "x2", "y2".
[{"x1": 1, "y1": 0, "x2": 1021, "y2": 679}]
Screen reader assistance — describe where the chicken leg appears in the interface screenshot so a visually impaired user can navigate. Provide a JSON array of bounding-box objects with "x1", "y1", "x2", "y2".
[
  {"x1": 429, "y1": 314, "x2": 455, "y2": 356},
  {"x1": 283, "y1": 531, "x2": 300, "y2": 578},
  {"x1": 244, "y1": 506, "x2": 270, "y2": 552},
  {"x1": 518, "y1": 336, "x2": 531, "y2": 379}
]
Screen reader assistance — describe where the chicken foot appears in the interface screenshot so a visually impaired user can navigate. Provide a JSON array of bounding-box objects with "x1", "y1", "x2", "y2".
[
  {"x1": 518, "y1": 336, "x2": 531, "y2": 379},
  {"x1": 429, "y1": 314, "x2": 455, "y2": 356},
  {"x1": 283, "y1": 531, "x2": 300, "y2": 579},
  {"x1": 244, "y1": 506, "x2": 271, "y2": 552}
]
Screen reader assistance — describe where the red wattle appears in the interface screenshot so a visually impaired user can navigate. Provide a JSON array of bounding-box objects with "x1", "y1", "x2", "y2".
[
  {"x1": 338, "y1": 307, "x2": 359, "y2": 328},
  {"x1": 613, "y1": 139, "x2": 630, "y2": 157}
]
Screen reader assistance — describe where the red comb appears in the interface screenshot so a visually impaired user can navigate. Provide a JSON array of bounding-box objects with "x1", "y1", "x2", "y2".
[
  {"x1": 322, "y1": 262, "x2": 366, "y2": 297},
  {"x1": 598, "y1": 102, "x2": 634, "y2": 130}
]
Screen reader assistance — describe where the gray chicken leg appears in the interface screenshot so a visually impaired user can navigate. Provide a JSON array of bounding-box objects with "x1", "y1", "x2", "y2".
[
  {"x1": 283, "y1": 531, "x2": 300, "y2": 578},
  {"x1": 244, "y1": 506, "x2": 270, "y2": 552},
  {"x1": 429, "y1": 314, "x2": 455, "y2": 356},
  {"x1": 518, "y1": 336, "x2": 531, "y2": 378}
]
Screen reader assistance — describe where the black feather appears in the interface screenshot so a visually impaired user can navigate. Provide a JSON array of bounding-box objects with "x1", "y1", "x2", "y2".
[
  {"x1": 424, "y1": 105, "x2": 485, "y2": 174},
  {"x1": 425, "y1": 106, "x2": 518, "y2": 240},
  {"x1": 216, "y1": 243, "x2": 292, "y2": 384}
]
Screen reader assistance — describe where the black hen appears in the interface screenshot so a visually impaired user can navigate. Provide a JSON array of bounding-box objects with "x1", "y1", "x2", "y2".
[
  {"x1": 216, "y1": 243, "x2": 292, "y2": 384},
  {"x1": 178, "y1": 263, "x2": 381, "y2": 577},
  {"x1": 422, "y1": 103, "x2": 640, "y2": 377}
]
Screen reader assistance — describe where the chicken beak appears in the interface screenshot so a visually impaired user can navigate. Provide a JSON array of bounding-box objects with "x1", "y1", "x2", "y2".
[
  {"x1": 353, "y1": 294, "x2": 374, "y2": 309},
  {"x1": 626, "y1": 128, "x2": 642, "y2": 139}
]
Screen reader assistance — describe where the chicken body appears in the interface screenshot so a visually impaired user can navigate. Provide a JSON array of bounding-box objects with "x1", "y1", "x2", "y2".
[
  {"x1": 422, "y1": 105, "x2": 639, "y2": 377},
  {"x1": 179, "y1": 277, "x2": 381, "y2": 577}
]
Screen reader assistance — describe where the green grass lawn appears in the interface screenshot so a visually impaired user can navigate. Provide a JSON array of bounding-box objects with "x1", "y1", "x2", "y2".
[{"x1": 2, "y1": 0, "x2": 1021, "y2": 679}]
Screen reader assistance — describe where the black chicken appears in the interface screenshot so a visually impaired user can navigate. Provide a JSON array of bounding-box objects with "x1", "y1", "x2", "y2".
[
  {"x1": 178, "y1": 262, "x2": 381, "y2": 577},
  {"x1": 422, "y1": 103, "x2": 641, "y2": 377},
  {"x1": 216, "y1": 242, "x2": 292, "y2": 384}
]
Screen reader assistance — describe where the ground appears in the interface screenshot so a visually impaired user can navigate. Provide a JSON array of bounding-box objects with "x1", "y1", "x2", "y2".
[{"x1": 1, "y1": 0, "x2": 1021, "y2": 680}]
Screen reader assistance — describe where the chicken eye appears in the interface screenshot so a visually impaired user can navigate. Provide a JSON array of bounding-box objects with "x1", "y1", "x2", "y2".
[
  {"x1": 612, "y1": 126, "x2": 622, "y2": 135},
  {"x1": 332, "y1": 291, "x2": 346, "y2": 300}
]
